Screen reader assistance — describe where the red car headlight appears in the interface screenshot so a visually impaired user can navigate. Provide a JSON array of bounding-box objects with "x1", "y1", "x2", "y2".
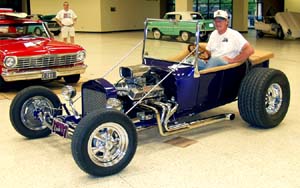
[
  {"x1": 76, "y1": 50, "x2": 86, "y2": 62},
  {"x1": 4, "y1": 56, "x2": 18, "y2": 68}
]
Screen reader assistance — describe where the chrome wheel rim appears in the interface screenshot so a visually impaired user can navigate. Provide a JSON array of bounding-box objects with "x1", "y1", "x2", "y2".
[
  {"x1": 21, "y1": 96, "x2": 54, "y2": 130},
  {"x1": 265, "y1": 83, "x2": 283, "y2": 115},
  {"x1": 181, "y1": 32, "x2": 189, "y2": 41},
  {"x1": 87, "y1": 123, "x2": 128, "y2": 167},
  {"x1": 153, "y1": 30, "x2": 161, "y2": 39}
]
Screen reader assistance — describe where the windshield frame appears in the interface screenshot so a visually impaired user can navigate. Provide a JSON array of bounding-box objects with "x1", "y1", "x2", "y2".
[{"x1": 143, "y1": 18, "x2": 202, "y2": 68}]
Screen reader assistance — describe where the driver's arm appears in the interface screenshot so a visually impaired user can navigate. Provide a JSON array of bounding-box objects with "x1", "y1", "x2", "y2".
[{"x1": 223, "y1": 43, "x2": 254, "y2": 63}]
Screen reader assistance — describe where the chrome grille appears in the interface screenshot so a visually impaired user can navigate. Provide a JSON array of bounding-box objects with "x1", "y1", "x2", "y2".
[
  {"x1": 82, "y1": 88, "x2": 107, "y2": 116},
  {"x1": 16, "y1": 54, "x2": 77, "y2": 69}
]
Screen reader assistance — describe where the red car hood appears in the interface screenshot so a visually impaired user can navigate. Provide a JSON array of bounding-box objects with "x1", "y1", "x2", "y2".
[{"x1": 0, "y1": 38, "x2": 84, "y2": 57}]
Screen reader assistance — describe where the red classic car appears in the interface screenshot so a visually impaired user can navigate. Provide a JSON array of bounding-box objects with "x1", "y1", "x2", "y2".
[{"x1": 0, "y1": 9, "x2": 87, "y2": 89}]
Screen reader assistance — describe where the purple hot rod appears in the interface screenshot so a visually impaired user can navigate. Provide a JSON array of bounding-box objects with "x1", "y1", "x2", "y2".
[{"x1": 9, "y1": 19, "x2": 290, "y2": 176}]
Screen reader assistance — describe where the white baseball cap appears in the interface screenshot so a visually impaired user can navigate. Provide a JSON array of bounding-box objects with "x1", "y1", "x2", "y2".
[{"x1": 214, "y1": 10, "x2": 228, "y2": 20}]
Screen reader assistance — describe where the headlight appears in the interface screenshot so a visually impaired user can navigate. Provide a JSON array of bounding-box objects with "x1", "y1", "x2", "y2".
[
  {"x1": 106, "y1": 98, "x2": 122, "y2": 110},
  {"x1": 76, "y1": 50, "x2": 86, "y2": 61},
  {"x1": 4, "y1": 56, "x2": 18, "y2": 68},
  {"x1": 209, "y1": 23, "x2": 214, "y2": 28},
  {"x1": 62, "y1": 85, "x2": 76, "y2": 101}
]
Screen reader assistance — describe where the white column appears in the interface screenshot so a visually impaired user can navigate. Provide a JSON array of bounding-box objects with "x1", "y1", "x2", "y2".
[{"x1": 175, "y1": 0, "x2": 193, "y2": 12}]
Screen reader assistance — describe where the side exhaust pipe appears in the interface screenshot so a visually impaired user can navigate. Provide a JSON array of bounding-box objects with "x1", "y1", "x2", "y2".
[{"x1": 139, "y1": 103, "x2": 235, "y2": 136}]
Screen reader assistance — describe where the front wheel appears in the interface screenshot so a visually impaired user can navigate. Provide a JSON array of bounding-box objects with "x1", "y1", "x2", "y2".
[
  {"x1": 9, "y1": 86, "x2": 61, "y2": 138},
  {"x1": 71, "y1": 109, "x2": 137, "y2": 176},
  {"x1": 180, "y1": 31, "x2": 191, "y2": 42},
  {"x1": 153, "y1": 29, "x2": 162, "y2": 39},
  {"x1": 238, "y1": 68, "x2": 290, "y2": 128}
]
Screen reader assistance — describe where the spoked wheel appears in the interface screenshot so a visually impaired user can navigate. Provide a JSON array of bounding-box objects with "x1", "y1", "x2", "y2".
[
  {"x1": 238, "y1": 68, "x2": 290, "y2": 128},
  {"x1": 9, "y1": 86, "x2": 61, "y2": 138},
  {"x1": 71, "y1": 109, "x2": 137, "y2": 176},
  {"x1": 180, "y1": 31, "x2": 191, "y2": 42}
]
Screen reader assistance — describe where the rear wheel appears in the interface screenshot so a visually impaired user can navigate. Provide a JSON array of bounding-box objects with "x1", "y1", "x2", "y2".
[
  {"x1": 238, "y1": 68, "x2": 290, "y2": 128},
  {"x1": 64, "y1": 74, "x2": 80, "y2": 83},
  {"x1": 10, "y1": 86, "x2": 61, "y2": 138},
  {"x1": 71, "y1": 109, "x2": 137, "y2": 176}
]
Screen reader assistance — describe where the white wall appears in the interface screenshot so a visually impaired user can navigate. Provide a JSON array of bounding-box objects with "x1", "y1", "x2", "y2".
[
  {"x1": 285, "y1": 0, "x2": 300, "y2": 12},
  {"x1": 99, "y1": 0, "x2": 160, "y2": 32},
  {"x1": 30, "y1": 0, "x2": 101, "y2": 32},
  {"x1": 30, "y1": 0, "x2": 160, "y2": 32}
]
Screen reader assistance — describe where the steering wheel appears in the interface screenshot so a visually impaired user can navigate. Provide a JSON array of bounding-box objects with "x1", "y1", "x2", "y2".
[{"x1": 187, "y1": 44, "x2": 210, "y2": 60}]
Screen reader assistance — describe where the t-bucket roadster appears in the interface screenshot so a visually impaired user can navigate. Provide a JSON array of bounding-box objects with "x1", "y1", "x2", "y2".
[{"x1": 9, "y1": 19, "x2": 290, "y2": 176}]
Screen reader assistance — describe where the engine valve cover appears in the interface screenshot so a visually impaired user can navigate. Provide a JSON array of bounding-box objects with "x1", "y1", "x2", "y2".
[{"x1": 128, "y1": 85, "x2": 164, "y2": 100}]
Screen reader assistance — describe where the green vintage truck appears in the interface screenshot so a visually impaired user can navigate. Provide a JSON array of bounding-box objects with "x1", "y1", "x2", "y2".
[{"x1": 147, "y1": 11, "x2": 214, "y2": 42}]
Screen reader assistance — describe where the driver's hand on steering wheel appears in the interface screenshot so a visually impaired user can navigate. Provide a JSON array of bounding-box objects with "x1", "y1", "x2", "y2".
[{"x1": 188, "y1": 44, "x2": 210, "y2": 60}]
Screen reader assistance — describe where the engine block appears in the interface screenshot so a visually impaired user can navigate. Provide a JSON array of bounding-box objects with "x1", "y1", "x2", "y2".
[{"x1": 128, "y1": 85, "x2": 164, "y2": 100}]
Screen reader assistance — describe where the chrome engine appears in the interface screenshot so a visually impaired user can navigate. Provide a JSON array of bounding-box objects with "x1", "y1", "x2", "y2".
[{"x1": 116, "y1": 65, "x2": 164, "y2": 101}]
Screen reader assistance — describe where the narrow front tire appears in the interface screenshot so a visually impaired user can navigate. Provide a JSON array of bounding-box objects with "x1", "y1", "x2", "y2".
[{"x1": 71, "y1": 109, "x2": 137, "y2": 176}]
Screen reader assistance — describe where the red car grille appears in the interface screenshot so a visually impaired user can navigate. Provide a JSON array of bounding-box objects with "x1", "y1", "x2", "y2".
[{"x1": 16, "y1": 54, "x2": 77, "y2": 69}]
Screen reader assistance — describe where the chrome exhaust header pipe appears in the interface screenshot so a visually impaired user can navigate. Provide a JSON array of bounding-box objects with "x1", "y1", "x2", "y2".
[{"x1": 138, "y1": 103, "x2": 235, "y2": 136}]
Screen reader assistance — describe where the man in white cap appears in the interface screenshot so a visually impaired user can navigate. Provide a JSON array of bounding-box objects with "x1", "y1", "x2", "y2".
[
  {"x1": 194, "y1": 10, "x2": 254, "y2": 69},
  {"x1": 55, "y1": 1, "x2": 77, "y2": 43}
]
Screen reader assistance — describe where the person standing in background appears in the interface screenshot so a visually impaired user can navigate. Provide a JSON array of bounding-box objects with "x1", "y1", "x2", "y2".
[{"x1": 55, "y1": 1, "x2": 77, "y2": 43}]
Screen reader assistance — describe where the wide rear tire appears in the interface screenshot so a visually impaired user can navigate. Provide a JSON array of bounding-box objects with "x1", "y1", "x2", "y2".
[
  {"x1": 238, "y1": 68, "x2": 290, "y2": 128},
  {"x1": 71, "y1": 109, "x2": 137, "y2": 176},
  {"x1": 10, "y1": 86, "x2": 61, "y2": 138}
]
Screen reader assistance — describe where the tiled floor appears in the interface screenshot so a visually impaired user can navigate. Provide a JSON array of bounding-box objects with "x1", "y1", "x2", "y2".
[{"x1": 1, "y1": 30, "x2": 300, "y2": 188}]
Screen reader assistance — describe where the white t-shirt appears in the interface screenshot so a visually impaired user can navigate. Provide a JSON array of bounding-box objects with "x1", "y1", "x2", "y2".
[
  {"x1": 56, "y1": 9, "x2": 77, "y2": 26},
  {"x1": 206, "y1": 28, "x2": 248, "y2": 59}
]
